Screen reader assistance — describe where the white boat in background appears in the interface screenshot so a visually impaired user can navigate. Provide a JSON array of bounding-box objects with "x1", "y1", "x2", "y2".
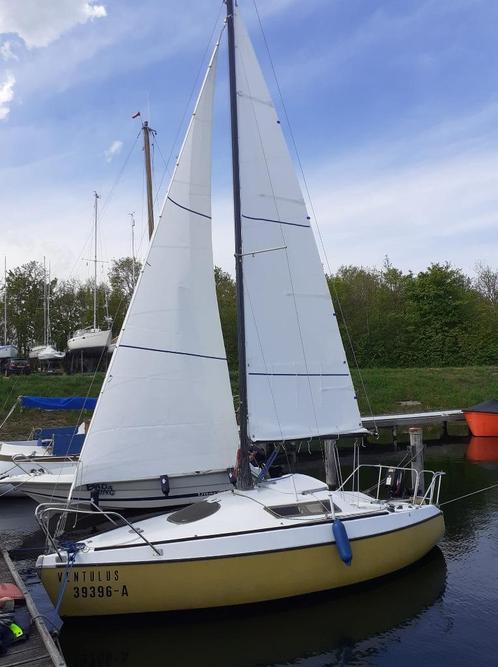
[
  {"x1": 35, "y1": 1, "x2": 445, "y2": 617},
  {"x1": 0, "y1": 344, "x2": 17, "y2": 360},
  {"x1": 29, "y1": 260, "x2": 65, "y2": 362},
  {"x1": 67, "y1": 193, "x2": 112, "y2": 354},
  {"x1": 28, "y1": 344, "x2": 46, "y2": 360},
  {"x1": 38, "y1": 345, "x2": 65, "y2": 361},
  {"x1": 67, "y1": 327, "x2": 111, "y2": 352},
  {"x1": 1, "y1": 259, "x2": 17, "y2": 362},
  {"x1": 0, "y1": 396, "x2": 94, "y2": 496}
]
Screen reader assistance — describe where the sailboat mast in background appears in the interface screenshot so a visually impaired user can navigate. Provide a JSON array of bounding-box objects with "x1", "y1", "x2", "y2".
[
  {"x1": 66, "y1": 192, "x2": 112, "y2": 358},
  {"x1": 227, "y1": 0, "x2": 252, "y2": 491},
  {"x1": 142, "y1": 121, "x2": 155, "y2": 240},
  {"x1": 93, "y1": 191, "x2": 100, "y2": 330},
  {"x1": 131, "y1": 111, "x2": 155, "y2": 240},
  {"x1": 130, "y1": 212, "x2": 136, "y2": 286},
  {"x1": 3, "y1": 257, "x2": 6, "y2": 346},
  {"x1": 43, "y1": 257, "x2": 47, "y2": 347}
]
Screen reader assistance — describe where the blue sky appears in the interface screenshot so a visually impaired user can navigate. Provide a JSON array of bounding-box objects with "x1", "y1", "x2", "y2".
[{"x1": 1, "y1": 0, "x2": 498, "y2": 282}]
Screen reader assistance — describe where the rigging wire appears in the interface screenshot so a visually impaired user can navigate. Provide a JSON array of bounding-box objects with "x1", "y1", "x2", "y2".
[
  {"x1": 439, "y1": 483, "x2": 498, "y2": 507},
  {"x1": 150, "y1": 1, "x2": 226, "y2": 212},
  {"x1": 252, "y1": 0, "x2": 378, "y2": 436}
]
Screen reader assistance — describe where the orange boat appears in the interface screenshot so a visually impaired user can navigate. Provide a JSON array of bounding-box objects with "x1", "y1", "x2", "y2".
[
  {"x1": 463, "y1": 399, "x2": 498, "y2": 437},
  {"x1": 466, "y1": 436, "x2": 498, "y2": 462}
]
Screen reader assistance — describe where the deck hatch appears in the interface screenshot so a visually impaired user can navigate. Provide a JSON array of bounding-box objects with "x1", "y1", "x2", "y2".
[
  {"x1": 167, "y1": 501, "x2": 221, "y2": 524},
  {"x1": 265, "y1": 499, "x2": 337, "y2": 518}
]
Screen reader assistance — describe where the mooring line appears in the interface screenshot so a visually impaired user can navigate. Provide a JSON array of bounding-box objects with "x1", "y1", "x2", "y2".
[{"x1": 440, "y1": 482, "x2": 498, "y2": 506}]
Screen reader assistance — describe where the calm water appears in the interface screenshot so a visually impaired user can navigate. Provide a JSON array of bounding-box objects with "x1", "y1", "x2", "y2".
[{"x1": 1, "y1": 440, "x2": 497, "y2": 667}]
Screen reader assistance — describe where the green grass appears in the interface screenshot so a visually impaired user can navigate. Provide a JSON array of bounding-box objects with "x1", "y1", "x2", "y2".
[
  {"x1": 0, "y1": 373, "x2": 104, "y2": 440},
  {"x1": 352, "y1": 366, "x2": 498, "y2": 415},
  {"x1": 1, "y1": 367, "x2": 498, "y2": 441}
]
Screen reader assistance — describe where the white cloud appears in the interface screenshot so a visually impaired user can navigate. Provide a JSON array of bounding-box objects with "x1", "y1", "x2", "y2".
[
  {"x1": 0, "y1": 40, "x2": 17, "y2": 61},
  {"x1": 0, "y1": 0, "x2": 106, "y2": 49},
  {"x1": 0, "y1": 70, "x2": 15, "y2": 120},
  {"x1": 104, "y1": 140, "x2": 123, "y2": 162},
  {"x1": 307, "y1": 134, "x2": 498, "y2": 276}
]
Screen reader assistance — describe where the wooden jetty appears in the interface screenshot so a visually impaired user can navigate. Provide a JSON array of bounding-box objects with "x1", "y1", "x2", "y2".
[
  {"x1": 0, "y1": 549, "x2": 66, "y2": 667},
  {"x1": 362, "y1": 409, "x2": 465, "y2": 441}
]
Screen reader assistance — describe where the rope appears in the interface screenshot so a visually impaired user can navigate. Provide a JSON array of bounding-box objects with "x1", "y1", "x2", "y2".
[
  {"x1": 256, "y1": 446, "x2": 280, "y2": 483},
  {"x1": 54, "y1": 542, "x2": 85, "y2": 613},
  {"x1": 0, "y1": 399, "x2": 17, "y2": 432},
  {"x1": 440, "y1": 483, "x2": 498, "y2": 507}
]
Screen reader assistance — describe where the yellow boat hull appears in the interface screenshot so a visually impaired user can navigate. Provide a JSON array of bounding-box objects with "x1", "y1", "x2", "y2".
[{"x1": 39, "y1": 513, "x2": 444, "y2": 616}]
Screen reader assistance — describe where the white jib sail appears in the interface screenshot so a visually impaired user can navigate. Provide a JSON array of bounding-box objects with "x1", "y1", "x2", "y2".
[
  {"x1": 74, "y1": 45, "x2": 239, "y2": 488},
  {"x1": 234, "y1": 9, "x2": 364, "y2": 441}
]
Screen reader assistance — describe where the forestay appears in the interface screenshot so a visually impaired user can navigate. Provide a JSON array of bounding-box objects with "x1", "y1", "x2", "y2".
[
  {"x1": 73, "y1": 46, "x2": 239, "y2": 488},
  {"x1": 234, "y1": 8, "x2": 364, "y2": 441}
]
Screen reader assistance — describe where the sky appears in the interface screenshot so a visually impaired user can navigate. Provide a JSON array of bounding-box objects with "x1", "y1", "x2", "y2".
[{"x1": 1, "y1": 0, "x2": 498, "y2": 283}]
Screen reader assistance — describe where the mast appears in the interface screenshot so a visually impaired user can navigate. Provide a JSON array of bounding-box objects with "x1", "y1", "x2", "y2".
[
  {"x1": 142, "y1": 121, "x2": 155, "y2": 240},
  {"x1": 132, "y1": 112, "x2": 155, "y2": 240},
  {"x1": 227, "y1": 0, "x2": 252, "y2": 490},
  {"x1": 130, "y1": 212, "x2": 136, "y2": 286},
  {"x1": 2, "y1": 259, "x2": 4, "y2": 346},
  {"x1": 93, "y1": 191, "x2": 100, "y2": 330},
  {"x1": 3, "y1": 257, "x2": 6, "y2": 346},
  {"x1": 47, "y1": 262, "x2": 51, "y2": 345},
  {"x1": 43, "y1": 257, "x2": 47, "y2": 346}
]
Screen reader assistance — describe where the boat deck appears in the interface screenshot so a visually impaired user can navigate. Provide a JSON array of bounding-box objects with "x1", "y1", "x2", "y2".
[{"x1": 0, "y1": 549, "x2": 66, "y2": 667}]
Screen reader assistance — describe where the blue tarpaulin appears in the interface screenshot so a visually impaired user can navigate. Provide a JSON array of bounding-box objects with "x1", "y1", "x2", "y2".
[
  {"x1": 34, "y1": 426, "x2": 80, "y2": 440},
  {"x1": 52, "y1": 432, "x2": 86, "y2": 456},
  {"x1": 20, "y1": 395, "x2": 97, "y2": 411}
]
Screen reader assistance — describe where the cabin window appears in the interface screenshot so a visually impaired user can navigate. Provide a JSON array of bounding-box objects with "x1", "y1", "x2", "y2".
[
  {"x1": 167, "y1": 501, "x2": 221, "y2": 524},
  {"x1": 266, "y1": 499, "x2": 338, "y2": 518}
]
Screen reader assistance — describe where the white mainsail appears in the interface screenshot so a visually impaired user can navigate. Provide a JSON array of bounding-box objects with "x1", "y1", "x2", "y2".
[
  {"x1": 234, "y1": 9, "x2": 364, "y2": 442},
  {"x1": 74, "y1": 46, "x2": 238, "y2": 488}
]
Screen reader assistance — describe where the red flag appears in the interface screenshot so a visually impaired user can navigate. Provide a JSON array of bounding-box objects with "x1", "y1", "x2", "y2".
[{"x1": 131, "y1": 111, "x2": 141, "y2": 119}]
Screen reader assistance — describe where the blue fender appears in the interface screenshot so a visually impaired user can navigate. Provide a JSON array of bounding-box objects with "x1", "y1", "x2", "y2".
[{"x1": 332, "y1": 519, "x2": 352, "y2": 566}]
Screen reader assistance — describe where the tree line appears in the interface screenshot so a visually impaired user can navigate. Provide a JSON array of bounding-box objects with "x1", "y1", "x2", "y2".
[
  {"x1": 217, "y1": 260, "x2": 498, "y2": 369},
  {"x1": 2, "y1": 258, "x2": 498, "y2": 368},
  {"x1": 2, "y1": 258, "x2": 139, "y2": 355}
]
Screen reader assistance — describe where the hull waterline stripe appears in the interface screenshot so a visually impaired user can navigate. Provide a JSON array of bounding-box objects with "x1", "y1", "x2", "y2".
[
  {"x1": 167, "y1": 196, "x2": 211, "y2": 220},
  {"x1": 51, "y1": 513, "x2": 443, "y2": 564},
  {"x1": 248, "y1": 372, "x2": 350, "y2": 377},
  {"x1": 22, "y1": 490, "x2": 222, "y2": 502},
  {"x1": 120, "y1": 344, "x2": 226, "y2": 362},
  {"x1": 242, "y1": 214, "x2": 309, "y2": 229}
]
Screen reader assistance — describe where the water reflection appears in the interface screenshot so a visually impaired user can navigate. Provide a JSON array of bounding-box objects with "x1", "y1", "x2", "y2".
[
  {"x1": 60, "y1": 548, "x2": 446, "y2": 667},
  {"x1": 466, "y1": 437, "x2": 498, "y2": 464}
]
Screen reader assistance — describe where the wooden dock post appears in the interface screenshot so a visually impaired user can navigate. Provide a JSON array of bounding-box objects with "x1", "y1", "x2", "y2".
[
  {"x1": 324, "y1": 439, "x2": 338, "y2": 489},
  {"x1": 409, "y1": 427, "x2": 425, "y2": 495}
]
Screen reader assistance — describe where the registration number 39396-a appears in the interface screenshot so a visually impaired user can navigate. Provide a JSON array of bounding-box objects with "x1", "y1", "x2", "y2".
[{"x1": 73, "y1": 585, "x2": 129, "y2": 598}]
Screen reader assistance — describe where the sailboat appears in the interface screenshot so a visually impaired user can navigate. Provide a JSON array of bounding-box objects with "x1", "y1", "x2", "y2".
[
  {"x1": 0, "y1": 258, "x2": 18, "y2": 366},
  {"x1": 67, "y1": 193, "x2": 112, "y2": 354},
  {"x1": 36, "y1": 1, "x2": 445, "y2": 616},
  {"x1": 29, "y1": 259, "x2": 65, "y2": 362},
  {"x1": 39, "y1": 262, "x2": 65, "y2": 362}
]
